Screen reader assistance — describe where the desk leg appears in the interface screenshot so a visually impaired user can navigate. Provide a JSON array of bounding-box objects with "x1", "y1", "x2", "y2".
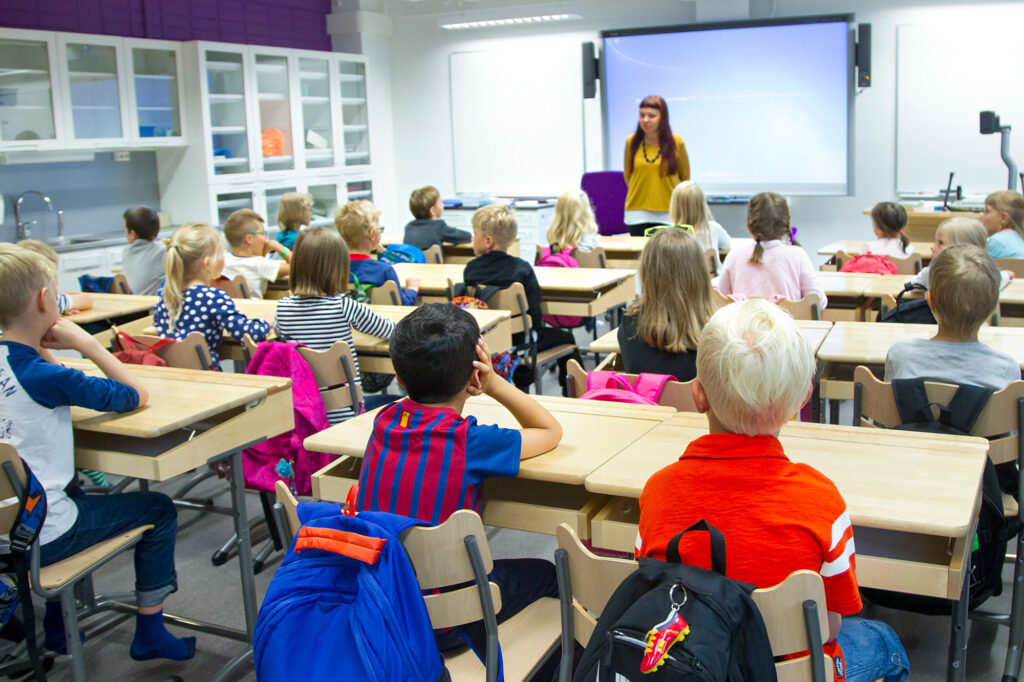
[
  {"x1": 1003, "y1": 500, "x2": 1024, "y2": 681},
  {"x1": 948, "y1": 574, "x2": 969, "y2": 682},
  {"x1": 228, "y1": 448, "x2": 258, "y2": 640}
]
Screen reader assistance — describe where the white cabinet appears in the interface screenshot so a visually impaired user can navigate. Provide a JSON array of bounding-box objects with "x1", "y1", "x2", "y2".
[
  {"x1": 57, "y1": 33, "x2": 129, "y2": 146},
  {"x1": 125, "y1": 38, "x2": 186, "y2": 145},
  {"x1": 57, "y1": 246, "x2": 108, "y2": 292},
  {"x1": 0, "y1": 29, "x2": 65, "y2": 149}
]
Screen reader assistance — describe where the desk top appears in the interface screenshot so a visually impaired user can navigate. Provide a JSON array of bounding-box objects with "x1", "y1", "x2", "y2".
[
  {"x1": 816, "y1": 321, "x2": 1024, "y2": 368},
  {"x1": 304, "y1": 394, "x2": 674, "y2": 485},
  {"x1": 585, "y1": 411, "x2": 987, "y2": 537},
  {"x1": 815, "y1": 271, "x2": 879, "y2": 296},
  {"x1": 589, "y1": 320, "x2": 834, "y2": 356},
  {"x1": 818, "y1": 240, "x2": 932, "y2": 258},
  {"x1": 63, "y1": 358, "x2": 290, "y2": 438},
  {"x1": 598, "y1": 236, "x2": 647, "y2": 254},
  {"x1": 392, "y1": 262, "x2": 636, "y2": 293},
  {"x1": 66, "y1": 294, "x2": 158, "y2": 324}
]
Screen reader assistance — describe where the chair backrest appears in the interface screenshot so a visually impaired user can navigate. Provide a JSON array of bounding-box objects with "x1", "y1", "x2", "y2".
[
  {"x1": 273, "y1": 479, "x2": 300, "y2": 544},
  {"x1": 211, "y1": 275, "x2": 251, "y2": 299},
  {"x1": 888, "y1": 252, "x2": 923, "y2": 275},
  {"x1": 581, "y1": 171, "x2": 628, "y2": 236},
  {"x1": 750, "y1": 570, "x2": 834, "y2": 682},
  {"x1": 555, "y1": 523, "x2": 638, "y2": 646},
  {"x1": 704, "y1": 247, "x2": 718, "y2": 276},
  {"x1": 777, "y1": 294, "x2": 821, "y2": 321},
  {"x1": 565, "y1": 359, "x2": 698, "y2": 411},
  {"x1": 130, "y1": 331, "x2": 213, "y2": 370},
  {"x1": 110, "y1": 273, "x2": 132, "y2": 295},
  {"x1": 574, "y1": 247, "x2": 607, "y2": 269},
  {"x1": 401, "y1": 509, "x2": 502, "y2": 629},
  {"x1": 0, "y1": 442, "x2": 27, "y2": 536},
  {"x1": 464, "y1": 282, "x2": 532, "y2": 338},
  {"x1": 423, "y1": 243, "x2": 443, "y2": 264},
  {"x1": 369, "y1": 279, "x2": 402, "y2": 305},
  {"x1": 996, "y1": 258, "x2": 1024, "y2": 277},
  {"x1": 243, "y1": 337, "x2": 363, "y2": 412},
  {"x1": 853, "y1": 365, "x2": 1024, "y2": 467}
]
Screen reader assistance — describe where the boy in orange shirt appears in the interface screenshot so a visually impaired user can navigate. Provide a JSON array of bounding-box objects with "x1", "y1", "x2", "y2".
[{"x1": 635, "y1": 299, "x2": 909, "y2": 682}]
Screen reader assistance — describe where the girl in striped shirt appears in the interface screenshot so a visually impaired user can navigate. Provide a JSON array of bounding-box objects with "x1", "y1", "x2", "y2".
[{"x1": 274, "y1": 227, "x2": 396, "y2": 423}]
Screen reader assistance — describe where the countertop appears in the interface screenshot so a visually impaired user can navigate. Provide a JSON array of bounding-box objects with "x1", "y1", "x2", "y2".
[{"x1": 38, "y1": 228, "x2": 178, "y2": 254}]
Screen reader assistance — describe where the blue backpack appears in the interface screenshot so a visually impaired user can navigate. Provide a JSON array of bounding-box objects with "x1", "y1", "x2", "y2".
[
  {"x1": 380, "y1": 243, "x2": 426, "y2": 264},
  {"x1": 253, "y1": 504, "x2": 447, "y2": 682}
]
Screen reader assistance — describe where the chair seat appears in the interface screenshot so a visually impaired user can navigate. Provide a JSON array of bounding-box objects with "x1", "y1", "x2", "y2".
[
  {"x1": 39, "y1": 525, "x2": 153, "y2": 590},
  {"x1": 1004, "y1": 493, "x2": 1018, "y2": 518},
  {"x1": 536, "y1": 344, "x2": 577, "y2": 366},
  {"x1": 443, "y1": 596, "x2": 561, "y2": 681}
]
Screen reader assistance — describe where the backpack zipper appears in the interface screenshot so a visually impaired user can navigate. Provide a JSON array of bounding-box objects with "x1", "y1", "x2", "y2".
[{"x1": 609, "y1": 629, "x2": 713, "y2": 681}]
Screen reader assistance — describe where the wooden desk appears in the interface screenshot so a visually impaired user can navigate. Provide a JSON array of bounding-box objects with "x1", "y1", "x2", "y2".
[
  {"x1": 66, "y1": 293, "x2": 158, "y2": 325},
  {"x1": 818, "y1": 240, "x2": 932, "y2": 263},
  {"x1": 379, "y1": 232, "x2": 519, "y2": 263},
  {"x1": 862, "y1": 209, "x2": 980, "y2": 243},
  {"x1": 588, "y1": 320, "x2": 834, "y2": 356},
  {"x1": 307, "y1": 395, "x2": 674, "y2": 538},
  {"x1": 814, "y1": 271, "x2": 879, "y2": 321},
  {"x1": 597, "y1": 235, "x2": 647, "y2": 269},
  {"x1": 64, "y1": 359, "x2": 293, "y2": 675},
  {"x1": 860, "y1": 276, "x2": 1024, "y2": 324}
]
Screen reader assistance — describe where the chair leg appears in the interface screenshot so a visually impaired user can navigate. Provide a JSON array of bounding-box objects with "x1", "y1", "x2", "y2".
[
  {"x1": 554, "y1": 549, "x2": 574, "y2": 682},
  {"x1": 61, "y1": 590, "x2": 87, "y2": 682}
]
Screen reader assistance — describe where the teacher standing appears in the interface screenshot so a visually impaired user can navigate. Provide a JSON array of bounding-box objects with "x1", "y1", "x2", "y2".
[{"x1": 623, "y1": 95, "x2": 690, "y2": 236}]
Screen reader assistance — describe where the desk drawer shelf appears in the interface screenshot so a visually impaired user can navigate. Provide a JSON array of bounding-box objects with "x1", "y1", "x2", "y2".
[
  {"x1": 482, "y1": 479, "x2": 606, "y2": 540},
  {"x1": 312, "y1": 455, "x2": 360, "y2": 502},
  {"x1": 590, "y1": 497, "x2": 639, "y2": 554}
]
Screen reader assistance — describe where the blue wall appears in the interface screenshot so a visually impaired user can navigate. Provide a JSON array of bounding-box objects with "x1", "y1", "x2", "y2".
[{"x1": 0, "y1": 152, "x2": 160, "y2": 242}]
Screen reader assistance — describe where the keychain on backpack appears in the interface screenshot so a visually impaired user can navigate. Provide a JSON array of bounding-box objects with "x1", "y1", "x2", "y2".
[{"x1": 641, "y1": 583, "x2": 691, "y2": 673}]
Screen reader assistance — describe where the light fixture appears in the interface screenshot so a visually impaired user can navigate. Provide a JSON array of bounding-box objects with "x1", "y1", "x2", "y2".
[{"x1": 440, "y1": 13, "x2": 581, "y2": 30}]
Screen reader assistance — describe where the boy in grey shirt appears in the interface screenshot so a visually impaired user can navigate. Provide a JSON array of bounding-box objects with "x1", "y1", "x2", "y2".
[
  {"x1": 402, "y1": 185, "x2": 471, "y2": 251},
  {"x1": 885, "y1": 244, "x2": 1020, "y2": 389},
  {"x1": 122, "y1": 207, "x2": 166, "y2": 296}
]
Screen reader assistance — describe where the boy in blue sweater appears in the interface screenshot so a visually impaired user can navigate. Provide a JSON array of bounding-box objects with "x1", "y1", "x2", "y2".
[{"x1": 336, "y1": 200, "x2": 419, "y2": 305}]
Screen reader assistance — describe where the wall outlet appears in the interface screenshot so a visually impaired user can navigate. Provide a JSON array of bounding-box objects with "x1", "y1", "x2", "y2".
[{"x1": 112, "y1": 151, "x2": 131, "y2": 162}]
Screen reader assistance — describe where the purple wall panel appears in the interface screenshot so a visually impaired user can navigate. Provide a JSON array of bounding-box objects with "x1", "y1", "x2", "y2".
[{"x1": 0, "y1": 0, "x2": 332, "y2": 51}]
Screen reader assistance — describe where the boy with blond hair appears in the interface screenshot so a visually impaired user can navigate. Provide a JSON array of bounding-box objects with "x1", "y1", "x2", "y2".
[
  {"x1": 637, "y1": 299, "x2": 909, "y2": 682},
  {"x1": 221, "y1": 208, "x2": 291, "y2": 298},
  {"x1": 15, "y1": 240, "x2": 93, "y2": 315},
  {"x1": 336, "y1": 200, "x2": 419, "y2": 305},
  {"x1": 0, "y1": 244, "x2": 196, "y2": 662},
  {"x1": 402, "y1": 185, "x2": 471, "y2": 251}
]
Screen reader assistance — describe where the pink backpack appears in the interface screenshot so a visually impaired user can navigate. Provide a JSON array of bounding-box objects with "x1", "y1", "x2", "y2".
[
  {"x1": 537, "y1": 245, "x2": 585, "y2": 328},
  {"x1": 839, "y1": 254, "x2": 898, "y2": 274},
  {"x1": 580, "y1": 371, "x2": 674, "y2": 405}
]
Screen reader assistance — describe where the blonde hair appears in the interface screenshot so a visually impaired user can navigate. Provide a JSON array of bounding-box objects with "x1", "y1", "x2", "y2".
[
  {"x1": 937, "y1": 217, "x2": 987, "y2": 249},
  {"x1": 625, "y1": 229, "x2": 713, "y2": 352},
  {"x1": 162, "y1": 223, "x2": 223, "y2": 333},
  {"x1": 0, "y1": 244, "x2": 56, "y2": 329},
  {"x1": 223, "y1": 209, "x2": 265, "y2": 248},
  {"x1": 985, "y1": 190, "x2": 1024, "y2": 239},
  {"x1": 546, "y1": 190, "x2": 598, "y2": 250},
  {"x1": 472, "y1": 205, "x2": 517, "y2": 249},
  {"x1": 15, "y1": 239, "x2": 59, "y2": 265},
  {"x1": 289, "y1": 227, "x2": 350, "y2": 297},
  {"x1": 747, "y1": 193, "x2": 791, "y2": 265},
  {"x1": 409, "y1": 186, "x2": 441, "y2": 220},
  {"x1": 669, "y1": 182, "x2": 715, "y2": 252},
  {"x1": 697, "y1": 299, "x2": 814, "y2": 436},
  {"x1": 929, "y1": 244, "x2": 1000, "y2": 339},
  {"x1": 335, "y1": 200, "x2": 381, "y2": 250},
  {"x1": 277, "y1": 192, "x2": 312, "y2": 232},
  {"x1": 870, "y1": 201, "x2": 910, "y2": 253}
]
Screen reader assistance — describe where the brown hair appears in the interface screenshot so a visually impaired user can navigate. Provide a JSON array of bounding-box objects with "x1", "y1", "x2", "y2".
[
  {"x1": 123, "y1": 206, "x2": 161, "y2": 240},
  {"x1": 626, "y1": 95, "x2": 679, "y2": 176},
  {"x1": 747, "y1": 193, "x2": 791, "y2": 265},
  {"x1": 985, "y1": 190, "x2": 1024, "y2": 239},
  {"x1": 276, "y1": 192, "x2": 312, "y2": 232},
  {"x1": 929, "y1": 244, "x2": 1000, "y2": 339},
  {"x1": 472, "y1": 205, "x2": 517, "y2": 250},
  {"x1": 162, "y1": 223, "x2": 223, "y2": 332},
  {"x1": 870, "y1": 201, "x2": 909, "y2": 252},
  {"x1": 335, "y1": 200, "x2": 381, "y2": 250},
  {"x1": 0, "y1": 244, "x2": 56, "y2": 328},
  {"x1": 409, "y1": 186, "x2": 441, "y2": 220},
  {"x1": 289, "y1": 227, "x2": 350, "y2": 297},
  {"x1": 223, "y1": 209, "x2": 265, "y2": 248},
  {"x1": 625, "y1": 229, "x2": 713, "y2": 352}
]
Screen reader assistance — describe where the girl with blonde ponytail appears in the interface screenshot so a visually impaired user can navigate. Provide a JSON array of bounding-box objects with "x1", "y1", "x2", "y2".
[{"x1": 154, "y1": 223, "x2": 270, "y2": 370}]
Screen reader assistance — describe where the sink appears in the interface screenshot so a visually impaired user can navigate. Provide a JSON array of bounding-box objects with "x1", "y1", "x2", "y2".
[{"x1": 46, "y1": 236, "x2": 101, "y2": 246}]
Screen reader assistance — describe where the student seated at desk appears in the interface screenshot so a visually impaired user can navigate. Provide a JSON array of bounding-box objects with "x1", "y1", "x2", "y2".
[
  {"x1": 636, "y1": 299, "x2": 908, "y2": 682},
  {"x1": 221, "y1": 209, "x2": 292, "y2": 299},
  {"x1": 862, "y1": 201, "x2": 912, "y2": 259},
  {"x1": 0, "y1": 244, "x2": 195, "y2": 662},
  {"x1": 618, "y1": 228, "x2": 713, "y2": 380},
  {"x1": 15, "y1": 240, "x2": 92, "y2": 315},
  {"x1": 908, "y1": 217, "x2": 1012, "y2": 290},
  {"x1": 355, "y1": 303, "x2": 561, "y2": 652},
  {"x1": 154, "y1": 223, "x2": 270, "y2": 371},
  {"x1": 669, "y1": 181, "x2": 731, "y2": 271},
  {"x1": 274, "y1": 227, "x2": 396, "y2": 423},
  {"x1": 546, "y1": 189, "x2": 601, "y2": 253},
  {"x1": 402, "y1": 185, "x2": 471, "y2": 251},
  {"x1": 122, "y1": 206, "x2": 167, "y2": 296},
  {"x1": 337, "y1": 200, "x2": 419, "y2": 305},
  {"x1": 982, "y1": 190, "x2": 1024, "y2": 259}
]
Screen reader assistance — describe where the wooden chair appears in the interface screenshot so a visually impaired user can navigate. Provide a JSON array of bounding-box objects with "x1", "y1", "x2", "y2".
[
  {"x1": 565, "y1": 359, "x2": 698, "y2": 411},
  {"x1": 110, "y1": 272, "x2": 131, "y2": 294},
  {"x1": 402, "y1": 510, "x2": 561, "y2": 681},
  {"x1": 704, "y1": 246, "x2": 719, "y2": 276},
  {"x1": 272, "y1": 479, "x2": 300, "y2": 546},
  {"x1": 113, "y1": 329, "x2": 213, "y2": 370},
  {"x1": 423, "y1": 243, "x2": 444, "y2": 264},
  {"x1": 996, "y1": 258, "x2": 1024, "y2": 277},
  {"x1": 94, "y1": 314, "x2": 154, "y2": 352},
  {"x1": 0, "y1": 442, "x2": 152, "y2": 682},
  {"x1": 369, "y1": 279, "x2": 402, "y2": 305},
  {"x1": 835, "y1": 249, "x2": 921, "y2": 275},
  {"x1": 211, "y1": 274, "x2": 251, "y2": 299},
  {"x1": 574, "y1": 247, "x2": 607, "y2": 269},
  {"x1": 777, "y1": 293, "x2": 822, "y2": 321},
  {"x1": 852, "y1": 365, "x2": 1024, "y2": 679},
  {"x1": 751, "y1": 571, "x2": 834, "y2": 682}
]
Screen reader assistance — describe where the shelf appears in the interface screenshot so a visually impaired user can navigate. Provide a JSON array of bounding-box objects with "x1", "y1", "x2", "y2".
[
  {"x1": 342, "y1": 124, "x2": 368, "y2": 132},
  {"x1": 262, "y1": 155, "x2": 294, "y2": 165},
  {"x1": 208, "y1": 93, "x2": 245, "y2": 103},
  {"x1": 213, "y1": 157, "x2": 249, "y2": 167},
  {"x1": 301, "y1": 96, "x2": 329, "y2": 104},
  {"x1": 0, "y1": 104, "x2": 50, "y2": 110},
  {"x1": 255, "y1": 63, "x2": 287, "y2": 74},
  {"x1": 69, "y1": 71, "x2": 117, "y2": 79},
  {"x1": 0, "y1": 68, "x2": 48, "y2": 77},
  {"x1": 207, "y1": 60, "x2": 243, "y2": 72},
  {"x1": 345, "y1": 151, "x2": 370, "y2": 160},
  {"x1": 72, "y1": 105, "x2": 118, "y2": 110},
  {"x1": 305, "y1": 149, "x2": 333, "y2": 160},
  {"x1": 348, "y1": 189, "x2": 372, "y2": 199},
  {"x1": 216, "y1": 197, "x2": 252, "y2": 208},
  {"x1": 134, "y1": 74, "x2": 176, "y2": 81},
  {"x1": 258, "y1": 93, "x2": 286, "y2": 102},
  {"x1": 211, "y1": 126, "x2": 246, "y2": 134},
  {"x1": 340, "y1": 97, "x2": 366, "y2": 105},
  {"x1": 137, "y1": 106, "x2": 175, "y2": 111},
  {"x1": 299, "y1": 71, "x2": 328, "y2": 81},
  {"x1": 338, "y1": 74, "x2": 365, "y2": 83}
]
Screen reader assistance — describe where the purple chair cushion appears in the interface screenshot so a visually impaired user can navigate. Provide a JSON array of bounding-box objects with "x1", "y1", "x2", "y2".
[{"x1": 581, "y1": 171, "x2": 629, "y2": 236}]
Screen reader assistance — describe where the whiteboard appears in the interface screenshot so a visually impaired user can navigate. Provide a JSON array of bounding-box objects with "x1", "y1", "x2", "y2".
[
  {"x1": 897, "y1": 23, "x2": 1023, "y2": 194},
  {"x1": 449, "y1": 46, "x2": 584, "y2": 196}
]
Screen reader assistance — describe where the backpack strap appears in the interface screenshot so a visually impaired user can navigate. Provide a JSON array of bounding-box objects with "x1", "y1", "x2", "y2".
[
  {"x1": 632, "y1": 373, "x2": 675, "y2": 403},
  {"x1": 452, "y1": 282, "x2": 468, "y2": 299},
  {"x1": 114, "y1": 331, "x2": 175, "y2": 353},
  {"x1": 666, "y1": 519, "x2": 726, "y2": 576},
  {"x1": 891, "y1": 379, "x2": 934, "y2": 425},
  {"x1": 940, "y1": 383, "x2": 994, "y2": 434},
  {"x1": 294, "y1": 526, "x2": 387, "y2": 564},
  {"x1": 472, "y1": 285, "x2": 502, "y2": 305}
]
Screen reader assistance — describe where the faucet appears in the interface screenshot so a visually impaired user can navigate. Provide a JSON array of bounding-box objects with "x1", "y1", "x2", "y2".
[{"x1": 15, "y1": 191, "x2": 60, "y2": 242}]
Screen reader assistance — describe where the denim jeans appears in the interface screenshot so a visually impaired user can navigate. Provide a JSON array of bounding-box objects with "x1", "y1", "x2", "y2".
[
  {"x1": 39, "y1": 491, "x2": 179, "y2": 608},
  {"x1": 834, "y1": 617, "x2": 910, "y2": 682}
]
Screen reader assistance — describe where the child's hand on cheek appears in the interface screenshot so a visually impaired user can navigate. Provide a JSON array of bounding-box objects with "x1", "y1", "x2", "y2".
[
  {"x1": 41, "y1": 318, "x2": 94, "y2": 353},
  {"x1": 467, "y1": 337, "x2": 494, "y2": 396}
]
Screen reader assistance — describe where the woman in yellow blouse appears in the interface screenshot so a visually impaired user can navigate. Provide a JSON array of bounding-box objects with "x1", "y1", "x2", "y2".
[{"x1": 623, "y1": 95, "x2": 690, "y2": 236}]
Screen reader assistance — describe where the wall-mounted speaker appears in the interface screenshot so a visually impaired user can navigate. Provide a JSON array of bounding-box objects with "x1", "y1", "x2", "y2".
[
  {"x1": 582, "y1": 42, "x2": 598, "y2": 99},
  {"x1": 856, "y1": 23, "x2": 871, "y2": 87}
]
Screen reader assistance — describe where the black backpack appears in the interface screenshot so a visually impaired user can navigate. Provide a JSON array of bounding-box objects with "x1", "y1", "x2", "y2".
[
  {"x1": 574, "y1": 521, "x2": 777, "y2": 681},
  {"x1": 860, "y1": 379, "x2": 1019, "y2": 614},
  {"x1": 878, "y1": 282, "x2": 937, "y2": 324}
]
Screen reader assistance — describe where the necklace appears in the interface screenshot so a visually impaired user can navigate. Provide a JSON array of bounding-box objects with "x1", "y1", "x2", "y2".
[{"x1": 642, "y1": 140, "x2": 661, "y2": 163}]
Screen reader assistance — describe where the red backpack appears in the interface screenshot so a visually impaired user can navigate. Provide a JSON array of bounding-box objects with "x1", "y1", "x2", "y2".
[
  {"x1": 839, "y1": 254, "x2": 898, "y2": 274},
  {"x1": 537, "y1": 245, "x2": 584, "y2": 328},
  {"x1": 580, "y1": 371, "x2": 674, "y2": 405}
]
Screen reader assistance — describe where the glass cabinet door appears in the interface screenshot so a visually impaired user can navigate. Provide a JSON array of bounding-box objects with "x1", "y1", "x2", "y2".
[
  {"x1": 130, "y1": 45, "x2": 181, "y2": 140},
  {"x1": 298, "y1": 57, "x2": 333, "y2": 169},
  {"x1": 205, "y1": 50, "x2": 251, "y2": 175},
  {"x1": 253, "y1": 53, "x2": 294, "y2": 173},
  {"x1": 346, "y1": 179, "x2": 373, "y2": 203},
  {"x1": 338, "y1": 60, "x2": 370, "y2": 167},
  {"x1": 216, "y1": 189, "x2": 254, "y2": 226},
  {"x1": 0, "y1": 36, "x2": 58, "y2": 144},
  {"x1": 64, "y1": 40, "x2": 124, "y2": 140},
  {"x1": 264, "y1": 185, "x2": 296, "y2": 233},
  {"x1": 309, "y1": 183, "x2": 340, "y2": 227}
]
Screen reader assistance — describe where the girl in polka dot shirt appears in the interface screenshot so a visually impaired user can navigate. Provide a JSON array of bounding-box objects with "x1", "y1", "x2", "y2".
[{"x1": 154, "y1": 223, "x2": 270, "y2": 370}]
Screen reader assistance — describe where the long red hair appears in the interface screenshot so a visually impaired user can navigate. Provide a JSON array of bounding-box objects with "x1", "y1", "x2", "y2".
[{"x1": 627, "y1": 95, "x2": 678, "y2": 176}]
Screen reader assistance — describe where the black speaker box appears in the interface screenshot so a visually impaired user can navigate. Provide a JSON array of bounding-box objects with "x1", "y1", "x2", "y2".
[
  {"x1": 582, "y1": 42, "x2": 597, "y2": 99},
  {"x1": 856, "y1": 23, "x2": 871, "y2": 87},
  {"x1": 980, "y1": 111, "x2": 1001, "y2": 134}
]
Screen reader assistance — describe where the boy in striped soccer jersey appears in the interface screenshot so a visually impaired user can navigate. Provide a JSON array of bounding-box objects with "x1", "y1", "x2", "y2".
[
  {"x1": 356, "y1": 303, "x2": 562, "y2": 651},
  {"x1": 635, "y1": 300, "x2": 909, "y2": 682}
]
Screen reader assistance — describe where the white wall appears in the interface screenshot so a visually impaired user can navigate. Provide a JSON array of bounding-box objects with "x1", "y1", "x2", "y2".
[{"x1": 383, "y1": 0, "x2": 1024, "y2": 261}]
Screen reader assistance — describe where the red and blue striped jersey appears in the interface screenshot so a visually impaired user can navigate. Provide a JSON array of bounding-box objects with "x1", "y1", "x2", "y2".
[{"x1": 356, "y1": 399, "x2": 521, "y2": 525}]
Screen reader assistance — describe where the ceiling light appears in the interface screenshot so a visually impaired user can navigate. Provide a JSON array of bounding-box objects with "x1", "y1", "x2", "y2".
[{"x1": 440, "y1": 13, "x2": 582, "y2": 30}]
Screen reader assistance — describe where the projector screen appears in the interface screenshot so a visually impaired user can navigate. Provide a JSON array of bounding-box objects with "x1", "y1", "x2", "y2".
[{"x1": 602, "y1": 16, "x2": 853, "y2": 196}]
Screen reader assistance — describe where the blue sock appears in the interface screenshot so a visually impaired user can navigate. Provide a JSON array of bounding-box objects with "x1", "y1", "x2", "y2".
[
  {"x1": 43, "y1": 601, "x2": 84, "y2": 654},
  {"x1": 130, "y1": 611, "x2": 196, "y2": 661}
]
